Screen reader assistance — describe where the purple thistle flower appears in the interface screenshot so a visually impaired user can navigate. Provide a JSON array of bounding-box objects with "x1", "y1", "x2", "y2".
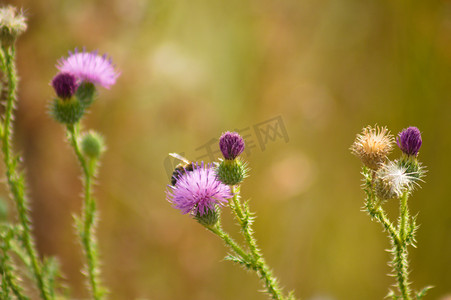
[
  {"x1": 56, "y1": 48, "x2": 120, "y2": 89},
  {"x1": 166, "y1": 163, "x2": 232, "y2": 216},
  {"x1": 219, "y1": 131, "x2": 245, "y2": 160},
  {"x1": 396, "y1": 126, "x2": 422, "y2": 156},
  {"x1": 51, "y1": 72, "x2": 78, "y2": 99}
]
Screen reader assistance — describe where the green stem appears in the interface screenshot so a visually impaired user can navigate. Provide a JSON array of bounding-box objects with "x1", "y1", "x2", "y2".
[
  {"x1": 0, "y1": 46, "x2": 50, "y2": 300},
  {"x1": 230, "y1": 185, "x2": 245, "y2": 221},
  {"x1": 208, "y1": 219, "x2": 291, "y2": 299},
  {"x1": 394, "y1": 193, "x2": 412, "y2": 300},
  {"x1": 0, "y1": 228, "x2": 30, "y2": 300},
  {"x1": 232, "y1": 187, "x2": 260, "y2": 261},
  {"x1": 206, "y1": 223, "x2": 250, "y2": 262},
  {"x1": 399, "y1": 193, "x2": 409, "y2": 243},
  {"x1": 66, "y1": 124, "x2": 103, "y2": 300},
  {"x1": 0, "y1": 47, "x2": 6, "y2": 72},
  {"x1": 370, "y1": 205, "x2": 400, "y2": 245},
  {"x1": 231, "y1": 186, "x2": 287, "y2": 300}
]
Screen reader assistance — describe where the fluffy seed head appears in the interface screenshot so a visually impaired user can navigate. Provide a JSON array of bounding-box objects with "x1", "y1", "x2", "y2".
[
  {"x1": 396, "y1": 126, "x2": 422, "y2": 156},
  {"x1": 166, "y1": 163, "x2": 232, "y2": 216},
  {"x1": 57, "y1": 48, "x2": 120, "y2": 89},
  {"x1": 51, "y1": 72, "x2": 78, "y2": 99},
  {"x1": 219, "y1": 131, "x2": 245, "y2": 160},
  {"x1": 374, "y1": 160, "x2": 422, "y2": 200},
  {"x1": 351, "y1": 125, "x2": 394, "y2": 170}
]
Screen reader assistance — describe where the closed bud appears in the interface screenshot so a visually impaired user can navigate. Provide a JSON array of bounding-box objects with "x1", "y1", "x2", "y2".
[
  {"x1": 195, "y1": 207, "x2": 219, "y2": 227},
  {"x1": 51, "y1": 72, "x2": 78, "y2": 100},
  {"x1": 76, "y1": 81, "x2": 96, "y2": 107},
  {"x1": 219, "y1": 131, "x2": 245, "y2": 160},
  {"x1": 81, "y1": 131, "x2": 105, "y2": 159},
  {"x1": 49, "y1": 97, "x2": 85, "y2": 124},
  {"x1": 396, "y1": 126, "x2": 422, "y2": 157},
  {"x1": 216, "y1": 158, "x2": 248, "y2": 186}
]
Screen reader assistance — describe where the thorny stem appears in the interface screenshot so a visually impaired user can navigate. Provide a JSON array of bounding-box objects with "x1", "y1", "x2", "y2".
[
  {"x1": 233, "y1": 186, "x2": 260, "y2": 261},
  {"x1": 368, "y1": 203, "x2": 400, "y2": 244},
  {"x1": 230, "y1": 186, "x2": 244, "y2": 221},
  {"x1": 67, "y1": 123, "x2": 104, "y2": 300},
  {"x1": 394, "y1": 193, "x2": 412, "y2": 300},
  {"x1": 0, "y1": 46, "x2": 51, "y2": 300},
  {"x1": 0, "y1": 227, "x2": 30, "y2": 300},
  {"x1": 231, "y1": 186, "x2": 288, "y2": 300},
  {"x1": 399, "y1": 193, "x2": 409, "y2": 244},
  {"x1": 206, "y1": 223, "x2": 251, "y2": 263},
  {"x1": 364, "y1": 167, "x2": 413, "y2": 300}
]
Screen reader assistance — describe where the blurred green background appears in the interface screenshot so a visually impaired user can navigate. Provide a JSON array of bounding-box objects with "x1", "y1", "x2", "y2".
[{"x1": 2, "y1": 0, "x2": 451, "y2": 299}]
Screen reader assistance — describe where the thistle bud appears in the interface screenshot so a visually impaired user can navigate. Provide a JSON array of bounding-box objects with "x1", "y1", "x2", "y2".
[
  {"x1": 51, "y1": 72, "x2": 78, "y2": 100},
  {"x1": 216, "y1": 159, "x2": 248, "y2": 186},
  {"x1": 351, "y1": 125, "x2": 394, "y2": 170},
  {"x1": 76, "y1": 81, "x2": 96, "y2": 107},
  {"x1": 0, "y1": 6, "x2": 27, "y2": 48},
  {"x1": 195, "y1": 207, "x2": 220, "y2": 227},
  {"x1": 397, "y1": 156, "x2": 425, "y2": 182},
  {"x1": 81, "y1": 131, "x2": 105, "y2": 159},
  {"x1": 396, "y1": 127, "x2": 422, "y2": 157},
  {"x1": 219, "y1": 131, "x2": 245, "y2": 160},
  {"x1": 49, "y1": 97, "x2": 85, "y2": 124}
]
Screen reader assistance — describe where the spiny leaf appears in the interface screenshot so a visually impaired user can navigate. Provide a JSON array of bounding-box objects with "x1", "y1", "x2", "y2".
[
  {"x1": 406, "y1": 214, "x2": 419, "y2": 247},
  {"x1": 416, "y1": 286, "x2": 434, "y2": 299},
  {"x1": 224, "y1": 254, "x2": 252, "y2": 270},
  {"x1": 385, "y1": 289, "x2": 400, "y2": 299}
]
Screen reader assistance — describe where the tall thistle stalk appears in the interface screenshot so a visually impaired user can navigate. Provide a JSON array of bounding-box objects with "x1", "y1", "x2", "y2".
[
  {"x1": 166, "y1": 132, "x2": 296, "y2": 300},
  {"x1": 67, "y1": 122, "x2": 103, "y2": 299},
  {"x1": 49, "y1": 50, "x2": 119, "y2": 299},
  {"x1": 0, "y1": 7, "x2": 52, "y2": 299},
  {"x1": 351, "y1": 125, "x2": 432, "y2": 299}
]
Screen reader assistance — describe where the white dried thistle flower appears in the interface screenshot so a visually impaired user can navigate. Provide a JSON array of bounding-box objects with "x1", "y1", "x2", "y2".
[
  {"x1": 351, "y1": 125, "x2": 394, "y2": 170},
  {"x1": 0, "y1": 6, "x2": 27, "y2": 47},
  {"x1": 374, "y1": 160, "x2": 423, "y2": 200}
]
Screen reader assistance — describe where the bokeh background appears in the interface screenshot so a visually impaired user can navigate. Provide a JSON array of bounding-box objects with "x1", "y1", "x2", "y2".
[{"x1": 1, "y1": 0, "x2": 451, "y2": 299}]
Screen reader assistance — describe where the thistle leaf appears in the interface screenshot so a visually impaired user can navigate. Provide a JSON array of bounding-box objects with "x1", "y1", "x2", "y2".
[{"x1": 416, "y1": 286, "x2": 434, "y2": 299}]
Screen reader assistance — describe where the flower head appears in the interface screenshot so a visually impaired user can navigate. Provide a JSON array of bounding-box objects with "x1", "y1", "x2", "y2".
[
  {"x1": 219, "y1": 131, "x2": 245, "y2": 160},
  {"x1": 374, "y1": 160, "x2": 422, "y2": 200},
  {"x1": 56, "y1": 48, "x2": 120, "y2": 89},
  {"x1": 51, "y1": 72, "x2": 78, "y2": 99},
  {"x1": 167, "y1": 163, "x2": 232, "y2": 216},
  {"x1": 351, "y1": 125, "x2": 394, "y2": 170},
  {"x1": 0, "y1": 6, "x2": 27, "y2": 47},
  {"x1": 396, "y1": 127, "x2": 422, "y2": 156}
]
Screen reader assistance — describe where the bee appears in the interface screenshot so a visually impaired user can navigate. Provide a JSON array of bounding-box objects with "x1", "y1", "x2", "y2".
[{"x1": 169, "y1": 153, "x2": 196, "y2": 186}]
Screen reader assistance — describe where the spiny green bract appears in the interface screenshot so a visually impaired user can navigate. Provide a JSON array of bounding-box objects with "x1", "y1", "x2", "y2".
[
  {"x1": 76, "y1": 82, "x2": 96, "y2": 108},
  {"x1": 49, "y1": 98, "x2": 85, "y2": 124},
  {"x1": 216, "y1": 159, "x2": 248, "y2": 186},
  {"x1": 195, "y1": 207, "x2": 219, "y2": 227},
  {"x1": 397, "y1": 155, "x2": 425, "y2": 181}
]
